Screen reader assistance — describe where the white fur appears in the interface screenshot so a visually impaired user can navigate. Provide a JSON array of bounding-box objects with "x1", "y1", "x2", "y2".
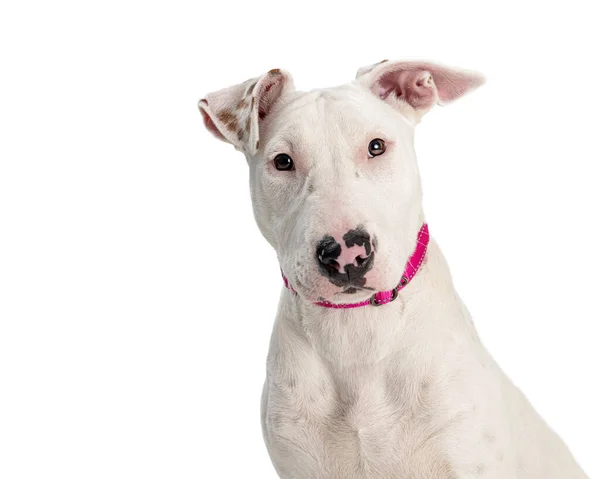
[{"x1": 200, "y1": 61, "x2": 588, "y2": 478}]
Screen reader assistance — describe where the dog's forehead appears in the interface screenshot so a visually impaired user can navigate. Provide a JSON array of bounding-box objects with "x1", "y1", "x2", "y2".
[
  {"x1": 263, "y1": 84, "x2": 399, "y2": 154},
  {"x1": 282, "y1": 84, "x2": 384, "y2": 121}
]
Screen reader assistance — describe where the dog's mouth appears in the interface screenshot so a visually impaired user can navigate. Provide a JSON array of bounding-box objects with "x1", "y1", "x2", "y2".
[
  {"x1": 338, "y1": 285, "x2": 375, "y2": 295},
  {"x1": 293, "y1": 274, "x2": 376, "y2": 302}
]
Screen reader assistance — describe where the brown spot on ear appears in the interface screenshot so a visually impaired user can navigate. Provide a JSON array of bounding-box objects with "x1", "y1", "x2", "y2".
[
  {"x1": 236, "y1": 128, "x2": 244, "y2": 141},
  {"x1": 255, "y1": 140, "x2": 260, "y2": 150},
  {"x1": 245, "y1": 116, "x2": 251, "y2": 132},
  {"x1": 217, "y1": 110, "x2": 239, "y2": 132},
  {"x1": 268, "y1": 68, "x2": 281, "y2": 75},
  {"x1": 236, "y1": 97, "x2": 248, "y2": 110},
  {"x1": 378, "y1": 59, "x2": 389, "y2": 64}
]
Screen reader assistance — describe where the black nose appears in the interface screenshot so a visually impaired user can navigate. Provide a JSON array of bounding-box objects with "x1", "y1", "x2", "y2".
[{"x1": 316, "y1": 228, "x2": 375, "y2": 288}]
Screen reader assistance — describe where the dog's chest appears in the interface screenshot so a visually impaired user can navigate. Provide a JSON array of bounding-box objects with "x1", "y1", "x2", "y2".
[{"x1": 262, "y1": 362, "x2": 459, "y2": 478}]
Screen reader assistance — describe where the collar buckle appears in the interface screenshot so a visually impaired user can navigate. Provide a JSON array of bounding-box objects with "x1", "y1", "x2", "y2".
[{"x1": 369, "y1": 286, "x2": 399, "y2": 306}]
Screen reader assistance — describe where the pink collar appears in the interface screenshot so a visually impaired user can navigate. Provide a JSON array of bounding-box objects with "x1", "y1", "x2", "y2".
[{"x1": 282, "y1": 223, "x2": 429, "y2": 309}]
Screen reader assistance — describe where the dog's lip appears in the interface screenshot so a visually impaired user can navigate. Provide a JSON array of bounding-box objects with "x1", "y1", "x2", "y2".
[
  {"x1": 338, "y1": 285, "x2": 374, "y2": 294},
  {"x1": 287, "y1": 273, "x2": 377, "y2": 301}
]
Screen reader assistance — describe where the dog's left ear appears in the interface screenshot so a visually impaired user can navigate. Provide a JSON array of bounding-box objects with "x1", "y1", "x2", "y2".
[
  {"x1": 356, "y1": 60, "x2": 485, "y2": 123},
  {"x1": 199, "y1": 69, "x2": 294, "y2": 155}
]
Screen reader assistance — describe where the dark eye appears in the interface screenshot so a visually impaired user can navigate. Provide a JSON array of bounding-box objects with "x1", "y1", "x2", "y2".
[
  {"x1": 273, "y1": 153, "x2": 294, "y2": 171},
  {"x1": 368, "y1": 138, "x2": 386, "y2": 157}
]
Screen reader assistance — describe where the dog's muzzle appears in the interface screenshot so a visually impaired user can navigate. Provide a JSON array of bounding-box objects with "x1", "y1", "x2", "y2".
[{"x1": 282, "y1": 223, "x2": 430, "y2": 309}]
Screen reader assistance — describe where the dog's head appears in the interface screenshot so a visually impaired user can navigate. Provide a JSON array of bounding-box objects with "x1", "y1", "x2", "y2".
[{"x1": 199, "y1": 60, "x2": 484, "y2": 303}]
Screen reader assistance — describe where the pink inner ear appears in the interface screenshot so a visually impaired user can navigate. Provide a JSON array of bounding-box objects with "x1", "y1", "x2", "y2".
[
  {"x1": 256, "y1": 71, "x2": 286, "y2": 120},
  {"x1": 373, "y1": 63, "x2": 484, "y2": 110},
  {"x1": 378, "y1": 70, "x2": 438, "y2": 110}
]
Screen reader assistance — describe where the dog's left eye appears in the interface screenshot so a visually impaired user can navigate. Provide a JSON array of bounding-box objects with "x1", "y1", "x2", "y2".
[
  {"x1": 368, "y1": 138, "x2": 386, "y2": 157},
  {"x1": 273, "y1": 153, "x2": 295, "y2": 171}
]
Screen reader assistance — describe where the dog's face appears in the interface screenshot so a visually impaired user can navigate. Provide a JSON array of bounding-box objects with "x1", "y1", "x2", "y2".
[
  {"x1": 200, "y1": 61, "x2": 483, "y2": 303},
  {"x1": 247, "y1": 85, "x2": 422, "y2": 302}
]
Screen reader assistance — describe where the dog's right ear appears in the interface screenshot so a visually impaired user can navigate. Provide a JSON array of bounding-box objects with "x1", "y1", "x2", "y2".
[
  {"x1": 355, "y1": 60, "x2": 484, "y2": 123},
  {"x1": 198, "y1": 69, "x2": 294, "y2": 155}
]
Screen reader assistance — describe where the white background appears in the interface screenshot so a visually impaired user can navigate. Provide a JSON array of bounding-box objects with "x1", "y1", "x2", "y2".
[{"x1": 1, "y1": 0, "x2": 598, "y2": 477}]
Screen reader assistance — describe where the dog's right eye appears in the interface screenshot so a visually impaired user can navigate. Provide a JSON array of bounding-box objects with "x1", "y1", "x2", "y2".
[
  {"x1": 368, "y1": 138, "x2": 386, "y2": 157},
  {"x1": 273, "y1": 154, "x2": 295, "y2": 171}
]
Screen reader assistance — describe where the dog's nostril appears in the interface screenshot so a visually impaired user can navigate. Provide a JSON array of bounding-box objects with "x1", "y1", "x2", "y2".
[
  {"x1": 355, "y1": 253, "x2": 370, "y2": 266},
  {"x1": 326, "y1": 260, "x2": 341, "y2": 272},
  {"x1": 319, "y1": 254, "x2": 339, "y2": 267},
  {"x1": 318, "y1": 254, "x2": 342, "y2": 276},
  {"x1": 317, "y1": 239, "x2": 344, "y2": 276}
]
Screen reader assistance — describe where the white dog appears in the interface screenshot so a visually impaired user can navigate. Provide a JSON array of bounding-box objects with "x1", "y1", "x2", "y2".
[{"x1": 198, "y1": 60, "x2": 588, "y2": 478}]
